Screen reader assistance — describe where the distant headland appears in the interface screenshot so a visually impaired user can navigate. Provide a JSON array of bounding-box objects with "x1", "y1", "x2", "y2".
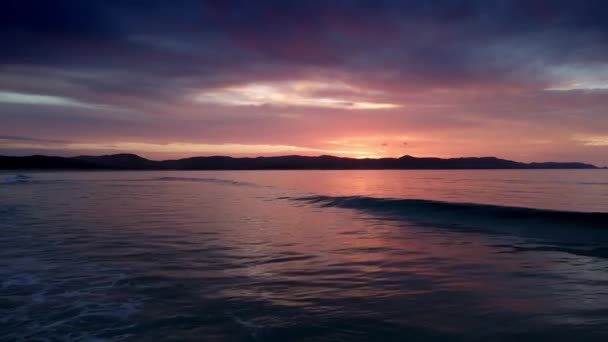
[{"x1": 0, "y1": 153, "x2": 601, "y2": 170}]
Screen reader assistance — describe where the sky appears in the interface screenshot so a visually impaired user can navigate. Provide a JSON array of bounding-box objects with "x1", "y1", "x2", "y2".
[{"x1": 1, "y1": 0, "x2": 607, "y2": 165}]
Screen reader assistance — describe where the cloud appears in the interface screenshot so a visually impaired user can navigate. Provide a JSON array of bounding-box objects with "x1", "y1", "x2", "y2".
[
  {"x1": 573, "y1": 135, "x2": 608, "y2": 146},
  {"x1": 194, "y1": 80, "x2": 399, "y2": 110},
  {"x1": 545, "y1": 64, "x2": 608, "y2": 91},
  {"x1": 3, "y1": 0, "x2": 608, "y2": 96},
  {"x1": 0, "y1": 135, "x2": 69, "y2": 144},
  {"x1": 0, "y1": 91, "x2": 104, "y2": 109}
]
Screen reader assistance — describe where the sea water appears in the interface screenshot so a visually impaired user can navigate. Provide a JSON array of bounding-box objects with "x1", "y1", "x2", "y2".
[{"x1": 1, "y1": 170, "x2": 607, "y2": 341}]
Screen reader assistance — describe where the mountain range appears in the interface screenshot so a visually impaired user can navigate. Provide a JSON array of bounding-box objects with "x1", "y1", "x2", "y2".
[{"x1": 0, "y1": 153, "x2": 600, "y2": 170}]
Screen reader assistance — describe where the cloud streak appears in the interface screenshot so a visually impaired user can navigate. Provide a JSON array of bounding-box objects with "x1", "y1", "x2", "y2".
[
  {"x1": 0, "y1": 140, "x2": 372, "y2": 156},
  {"x1": 0, "y1": 91, "x2": 102, "y2": 109},
  {"x1": 573, "y1": 135, "x2": 608, "y2": 146}
]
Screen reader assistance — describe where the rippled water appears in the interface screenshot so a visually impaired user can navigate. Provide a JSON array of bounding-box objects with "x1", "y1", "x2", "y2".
[{"x1": 1, "y1": 170, "x2": 608, "y2": 341}]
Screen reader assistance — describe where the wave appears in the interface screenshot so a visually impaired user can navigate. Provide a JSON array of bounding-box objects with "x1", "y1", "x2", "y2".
[
  {"x1": 290, "y1": 195, "x2": 608, "y2": 230},
  {"x1": 154, "y1": 177, "x2": 259, "y2": 187},
  {"x1": 2, "y1": 174, "x2": 31, "y2": 184}
]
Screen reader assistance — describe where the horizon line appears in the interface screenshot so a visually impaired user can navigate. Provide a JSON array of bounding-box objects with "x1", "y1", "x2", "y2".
[{"x1": 1, "y1": 152, "x2": 604, "y2": 168}]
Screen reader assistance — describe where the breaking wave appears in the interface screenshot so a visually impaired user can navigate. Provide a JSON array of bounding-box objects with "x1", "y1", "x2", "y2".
[{"x1": 291, "y1": 195, "x2": 608, "y2": 230}]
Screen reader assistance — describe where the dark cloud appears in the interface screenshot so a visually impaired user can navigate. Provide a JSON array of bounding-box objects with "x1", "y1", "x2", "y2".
[
  {"x1": 0, "y1": 135, "x2": 69, "y2": 144},
  {"x1": 3, "y1": 0, "x2": 608, "y2": 93}
]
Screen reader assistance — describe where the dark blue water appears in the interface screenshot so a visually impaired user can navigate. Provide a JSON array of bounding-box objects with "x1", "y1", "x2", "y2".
[{"x1": 1, "y1": 171, "x2": 608, "y2": 341}]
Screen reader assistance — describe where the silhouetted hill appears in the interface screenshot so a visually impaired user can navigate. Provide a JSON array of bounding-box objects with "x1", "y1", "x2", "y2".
[
  {"x1": 0, "y1": 154, "x2": 599, "y2": 170},
  {"x1": 0, "y1": 155, "x2": 97, "y2": 169},
  {"x1": 75, "y1": 153, "x2": 156, "y2": 169}
]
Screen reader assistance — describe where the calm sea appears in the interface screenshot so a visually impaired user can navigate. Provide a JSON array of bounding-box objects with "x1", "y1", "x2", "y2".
[{"x1": 1, "y1": 170, "x2": 608, "y2": 341}]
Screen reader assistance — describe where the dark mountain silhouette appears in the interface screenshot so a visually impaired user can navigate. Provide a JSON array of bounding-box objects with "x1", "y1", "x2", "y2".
[
  {"x1": 75, "y1": 153, "x2": 157, "y2": 169},
  {"x1": 0, "y1": 155, "x2": 97, "y2": 169},
  {"x1": 0, "y1": 153, "x2": 599, "y2": 170}
]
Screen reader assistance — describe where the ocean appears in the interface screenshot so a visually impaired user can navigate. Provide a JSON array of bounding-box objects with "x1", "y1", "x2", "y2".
[{"x1": 1, "y1": 170, "x2": 608, "y2": 341}]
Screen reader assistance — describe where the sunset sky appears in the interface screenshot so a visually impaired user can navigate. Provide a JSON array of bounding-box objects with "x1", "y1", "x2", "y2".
[{"x1": 1, "y1": 1, "x2": 607, "y2": 165}]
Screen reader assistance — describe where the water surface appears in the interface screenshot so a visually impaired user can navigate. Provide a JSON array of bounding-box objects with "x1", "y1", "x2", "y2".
[{"x1": 1, "y1": 170, "x2": 607, "y2": 341}]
